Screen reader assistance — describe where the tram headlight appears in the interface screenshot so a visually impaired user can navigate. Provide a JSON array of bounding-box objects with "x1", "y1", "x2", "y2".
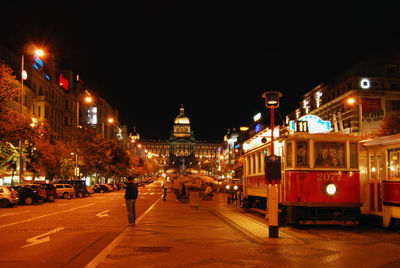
[
  {"x1": 233, "y1": 185, "x2": 238, "y2": 190},
  {"x1": 226, "y1": 185, "x2": 230, "y2": 190},
  {"x1": 325, "y1": 183, "x2": 337, "y2": 196}
]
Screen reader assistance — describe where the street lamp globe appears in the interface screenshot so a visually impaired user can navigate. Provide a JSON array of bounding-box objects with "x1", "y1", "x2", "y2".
[
  {"x1": 262, "y1": 91, "x2": 283, "y2": 108},
  {"x1": 35, "y1": 49, "x2": 44, "y2": 57}
]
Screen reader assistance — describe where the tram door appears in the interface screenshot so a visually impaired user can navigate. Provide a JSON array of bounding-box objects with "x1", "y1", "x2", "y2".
[{"x1": 369, "y1": 154, "x2": 383, "y2": 213}]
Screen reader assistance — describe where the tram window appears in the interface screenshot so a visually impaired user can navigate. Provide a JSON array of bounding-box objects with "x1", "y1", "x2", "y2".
[
  {"x1": 251, "y1": 154, "x2": 256, "y2": 174},
  {"x1": 296, "y1": 141, "x2": 308, "y2": 167},
  {"x1": 370, "y1": 155, "x2": 376, "y2": 179},
  {"x1": 315, "y1": 142, "x2": 345, "y2": 168},
  {"x1": 389, "y1": 148, "x2": 400, "y2": 179},
  {"x1": 287, "y1": 142, "x2": 293, "y2": 167},
  {"x1": 350, "y1": 142, "x2": 358, "y2": 168}
]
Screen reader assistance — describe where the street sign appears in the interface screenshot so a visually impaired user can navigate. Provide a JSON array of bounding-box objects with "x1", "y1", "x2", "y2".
[{"x1": 265, "y1": 155, "x2": 281, "y2": 184}]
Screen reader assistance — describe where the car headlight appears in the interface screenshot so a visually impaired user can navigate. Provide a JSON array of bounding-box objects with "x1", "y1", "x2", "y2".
[{"x1": 325, "y1": 183, "x2": 337, "y2": 196}]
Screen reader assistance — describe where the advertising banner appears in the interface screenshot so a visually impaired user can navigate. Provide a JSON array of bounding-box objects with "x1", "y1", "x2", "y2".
[{"x1": 362, "y1": 97, "x2": 384, "y2": 136}]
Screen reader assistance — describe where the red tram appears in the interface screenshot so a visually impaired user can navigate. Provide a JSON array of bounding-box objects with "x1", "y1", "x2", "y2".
[
  {"x1": 242, "y1": 120, "x2": 361, "y2": 224},
  {"x1": 359, "y1": 133, "x2": 400, "y2": 228}
]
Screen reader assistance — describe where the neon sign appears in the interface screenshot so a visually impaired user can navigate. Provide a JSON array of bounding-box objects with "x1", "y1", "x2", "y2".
[
  {"x1": 360, "y1": 78, "x2": 370, "y2": 89},
  {"x1": 290, "y1": 115, "x2": 331, "y2": 134},
  {"x1": 33, "y1": 55, "x2": 43, "y2": 67},
  {"x1": 59, "y1": 74, "x2": 69, "y2": 90},
  {"x1": 255, "y1": 123, "x2": 262, "y2": 133}
]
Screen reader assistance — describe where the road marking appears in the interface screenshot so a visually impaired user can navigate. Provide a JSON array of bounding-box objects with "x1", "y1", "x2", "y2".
[
  {"x1": 96, "y1": 210, "x2": 110, "y2": 218},
  {"x1": 85, "y1": 196, "x2": 163, "y2": 268},
  {"x1": 0, "y1": 212, "x2": 20, "y2": 217},
  {"x1": 0, "y1": 203, "x2": 94, "y2": 229},
  {"x1": 22, "y1": 227, "x2": 65, "y2": 248}
]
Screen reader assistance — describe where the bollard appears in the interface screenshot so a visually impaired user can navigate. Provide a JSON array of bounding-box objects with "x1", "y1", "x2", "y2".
[{"x1": 190, "y1": 191, "x2": 199, "y2": 209}]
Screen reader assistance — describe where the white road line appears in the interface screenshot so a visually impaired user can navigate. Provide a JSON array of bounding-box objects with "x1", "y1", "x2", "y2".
[
  {"x1": 85, "y1": 196, "x2": 163, "y2": 268},
  {"x1": 0, "y1": 203, "x2": 94, "y2": 229},
  {"x1": 22, "y1": 227, "x2": 65, "y2": 248},
  {"x1": 96, "y1": 210, "x2": 110, "y2": 218}
]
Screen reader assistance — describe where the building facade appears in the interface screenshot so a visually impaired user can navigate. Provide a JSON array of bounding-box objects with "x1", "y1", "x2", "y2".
[
  {"x1": 287, "y1": 58, "x2": 400, "y2": 137},
  {"x1": 140, "y1": 106, "x2": 222, "y2": 173}
]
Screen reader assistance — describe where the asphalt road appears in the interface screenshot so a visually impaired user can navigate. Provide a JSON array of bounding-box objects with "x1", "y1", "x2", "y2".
[{"x1": 0, "y1": 182, "x2": 163, "y2": 267}]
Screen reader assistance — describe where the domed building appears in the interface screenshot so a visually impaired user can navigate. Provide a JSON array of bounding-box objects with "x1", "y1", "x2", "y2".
[
  {"x1": 172, "y1": 105, "x2": 193, "y2": 139},
  {"x1": 139, "y1": 105, "x2": 222, "y2": 173}
]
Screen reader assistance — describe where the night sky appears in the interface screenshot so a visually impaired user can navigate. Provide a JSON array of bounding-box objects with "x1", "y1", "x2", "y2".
[{"x1": 2, "y1": 2, "x2": 400, "y2": 141}]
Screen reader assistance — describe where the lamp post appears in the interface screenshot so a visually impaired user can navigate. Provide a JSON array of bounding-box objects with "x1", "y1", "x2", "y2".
[
  {"x1": 76, "y1": 91, "x2": 93, "y2": 128},
  {"x1": 74, "y1": 92, "x2": 92, "y2": 180},
  {"x1": 262, "y1": 90, "x2": 282, "y2": 238},
  {"x1": 18, "y1": 49, "x2": 44, "y2": 185},
  {"x1": 102, "y1": 117, "x2": 115, "y2": 138}
]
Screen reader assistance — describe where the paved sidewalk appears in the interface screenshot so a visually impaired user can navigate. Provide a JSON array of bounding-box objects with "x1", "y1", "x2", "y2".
[{"x1": 87, "y1": 193, "x2": 301, "y2": 268}]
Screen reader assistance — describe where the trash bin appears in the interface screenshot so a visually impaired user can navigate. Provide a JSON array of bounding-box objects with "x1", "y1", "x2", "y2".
[{"x1": 190, "y1": 191, "x2": 199, "y2": 209}]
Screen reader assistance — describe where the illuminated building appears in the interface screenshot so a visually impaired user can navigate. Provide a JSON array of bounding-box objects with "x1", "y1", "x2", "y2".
[
  {"x1": 140, "y1": 105, "x2": 222, "y2": 173},
  {"x1": 288, "y1": 58, "x2": 400, "y2": 137}
]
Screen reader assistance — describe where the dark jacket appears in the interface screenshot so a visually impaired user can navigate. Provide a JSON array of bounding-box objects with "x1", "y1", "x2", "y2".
[{"x1": 125, "y1": 182, "x2": 138, "y2": 200}]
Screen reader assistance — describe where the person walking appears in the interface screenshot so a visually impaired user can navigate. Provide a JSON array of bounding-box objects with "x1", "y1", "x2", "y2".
[
  {"x1": 162, "y1": 183, "x2": 167, "y2": 201},
  {"x1": 125, "y1": 176, "x2": 138, "y2": 226}
]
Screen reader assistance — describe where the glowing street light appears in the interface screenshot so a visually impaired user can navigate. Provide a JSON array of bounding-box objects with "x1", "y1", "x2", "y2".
[
  {"x1": 347, "y1": 97, "x2": 356, "y2": 105},
  {"x1": 84, "y1": 96, "x2": 93, "y2": 103},
  {"x1": 261, "y1": 90, "x2": 283, "y2": 239},
  {"x1": 18, "y1": 47, "x2": 45, "y2": 185}
]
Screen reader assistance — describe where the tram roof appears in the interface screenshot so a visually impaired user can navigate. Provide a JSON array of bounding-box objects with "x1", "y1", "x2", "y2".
[
  {"x1": 360, "y1": 133, "x2": 400, "y2": 147},
  {"x1": 283, "y1": 132, "x2": 360, "y2": 141}
]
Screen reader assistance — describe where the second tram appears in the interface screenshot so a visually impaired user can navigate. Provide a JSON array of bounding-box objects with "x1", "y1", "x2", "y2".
[{"x1": 359, "y1": 133, "x2": 400, "y2": 228}]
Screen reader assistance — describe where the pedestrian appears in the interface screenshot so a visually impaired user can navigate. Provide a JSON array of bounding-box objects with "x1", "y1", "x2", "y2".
[
  {"x1": 162, "y1": 183, "x2": 167, "y2": 201},
  {"x1": 125, "y1": 176, "x2": 138, "y2": 226},
  {"x1": 181, "y1": 183, "x2": 186, "y2": 197}
]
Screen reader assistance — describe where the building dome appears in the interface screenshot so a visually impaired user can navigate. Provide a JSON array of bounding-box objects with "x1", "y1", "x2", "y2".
[{"x1": 174, "y1": 105, "x2": 190, "y2": 124}]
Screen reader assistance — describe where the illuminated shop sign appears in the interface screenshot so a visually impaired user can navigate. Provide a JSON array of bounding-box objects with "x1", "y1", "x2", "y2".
[
  {"x1": 360, "y1": 78, "x2": 370, "y2": 89},
  {"x1": 253, "y1": 113, "x2": 261, "y2": 122},
  {"x1": 290, "y1": 115, "x2": 331, "y2": 134},
  {"x1": 255, "y1": 123, "x2": 262, "y2": 133},
  {"x1": 33, "y1": 55, "x2": 43, "y2": 67},
  {"x1": 59, "y1": 74, "x2": 69, "y2": 90}
]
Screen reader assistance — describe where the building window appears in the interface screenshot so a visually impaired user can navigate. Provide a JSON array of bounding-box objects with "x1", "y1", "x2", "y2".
[{"x1": 392, "y1": 100, "x2": 400, "y2": 111}]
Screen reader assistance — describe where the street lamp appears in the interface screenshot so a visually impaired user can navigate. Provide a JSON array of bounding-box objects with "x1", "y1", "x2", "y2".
[
  {"x1": 102, "y1": 117, "x2": 115, "y2": 138},
  {"x1": 18, "y1": 49, "x2": 44, "y2": 185},
  {"x1": 262, "y1": 90, "x2": 282, "y2": 239},
  {"x1": 76, "y1": 91, "x2": 93, "y2": 128}
]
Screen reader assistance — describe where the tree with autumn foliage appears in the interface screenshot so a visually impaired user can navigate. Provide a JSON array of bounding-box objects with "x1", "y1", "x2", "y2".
[
  {"x1": 0, "y1": 61, "x2": 38, "y2": 178},
  {"x1": 77, "y1": 127, "x2": 131, "y2": 181}
]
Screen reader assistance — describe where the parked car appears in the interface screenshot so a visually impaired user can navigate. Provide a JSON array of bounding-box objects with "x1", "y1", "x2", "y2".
[
  {"x1": 12, "y1": 186, "x2": 44, "y2": 205},
  {"x1": 57, "y1": 180, "x2": 89, "y2": 198},
  {"x1": 93, "y1": 184, "x2": 111, "y2": 193},
  {"x1": 32, "y1": 183, "x2": 58, "y2": 202},
  {"x1": 0, "y1": 186, "x2": 20, "y2": 207},
  {"x1": 53, "y1": 184, "x2": 76, "y2": 199},
  {"x1": 24, "y1": 184, "x2": 48, "y2": 201},
  {"x1": 86, "y1": 185, "x2": 94, "y2": 195}
]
